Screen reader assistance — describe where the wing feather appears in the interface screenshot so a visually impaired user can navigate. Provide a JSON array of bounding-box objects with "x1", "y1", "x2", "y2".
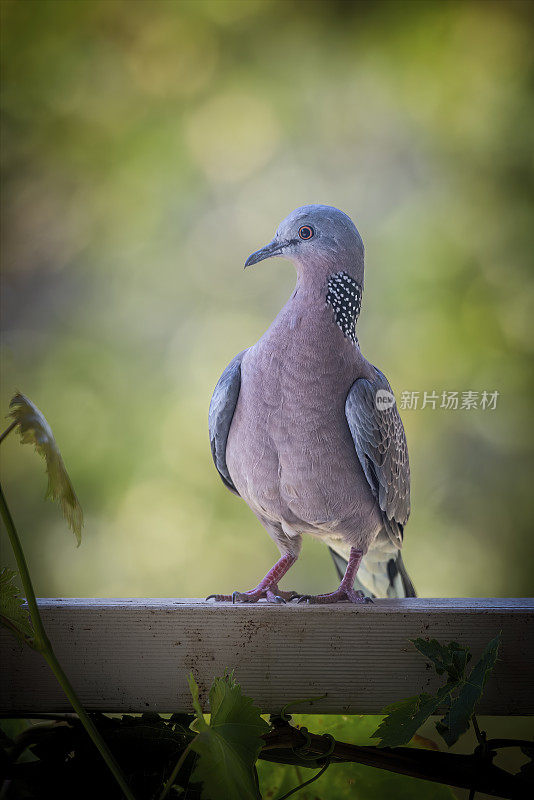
[
  {"x1": 208, "y1": 350, "x2": 247, "y2": 495},
  {"x1": 345, "y1": 368, "x2": 410, "y2": 548}
]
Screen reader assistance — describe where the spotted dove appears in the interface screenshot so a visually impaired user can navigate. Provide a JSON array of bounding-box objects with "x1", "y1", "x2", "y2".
[{"x1": 208, "y1": 205, "x2": 415, "y2": 603}]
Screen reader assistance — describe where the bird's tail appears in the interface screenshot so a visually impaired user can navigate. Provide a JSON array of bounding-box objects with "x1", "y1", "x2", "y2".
[{"x1": 329, "y1": 540, "x2": 416, "y2": 599}]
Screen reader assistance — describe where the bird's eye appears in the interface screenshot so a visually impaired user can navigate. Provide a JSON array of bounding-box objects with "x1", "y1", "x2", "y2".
[{"x1": 298, "y1": 225, "x2": 314, "y2": 240}]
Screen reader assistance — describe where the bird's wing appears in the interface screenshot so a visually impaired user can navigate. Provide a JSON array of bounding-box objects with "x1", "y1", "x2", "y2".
[
  {"x1": 345, "y1": 367, "x2": 410, "y2": 548},
  {"x1": 208, "y1": 350, "x2": 247, "y2": 495}
]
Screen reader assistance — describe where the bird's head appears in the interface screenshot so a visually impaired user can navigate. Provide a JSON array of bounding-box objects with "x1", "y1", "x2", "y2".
[{"x1": 244, "y1": 205, "x2": 364, "y2": 285}]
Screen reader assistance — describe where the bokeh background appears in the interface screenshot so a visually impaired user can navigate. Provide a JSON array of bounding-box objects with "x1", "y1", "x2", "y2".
[{"x1": 1, "y1": 0, "x2": 533, "y2": 599}]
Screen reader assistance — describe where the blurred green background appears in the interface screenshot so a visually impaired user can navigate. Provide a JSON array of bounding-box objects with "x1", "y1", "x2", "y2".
[{"x1": 1, "y1": 0, "x2": 533, "y2": 599}]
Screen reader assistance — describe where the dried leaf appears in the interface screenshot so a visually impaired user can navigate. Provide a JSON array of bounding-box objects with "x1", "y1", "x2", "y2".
[{"x1": 9, "y1": 393, "x2": 83, "y2": 545}]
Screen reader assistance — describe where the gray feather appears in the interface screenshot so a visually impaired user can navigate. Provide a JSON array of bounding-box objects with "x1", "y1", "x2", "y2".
[
  {"x1": 345, "y1": 367, "x2": 410, "y2": 549},
  {"x1": 208, "y1": 350, "x2": 247, "y2": 495}
]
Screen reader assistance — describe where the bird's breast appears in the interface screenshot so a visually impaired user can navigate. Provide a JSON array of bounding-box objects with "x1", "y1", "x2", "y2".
[{"x1": 225, "y1": 300, "x2": 372, "y2": 525}]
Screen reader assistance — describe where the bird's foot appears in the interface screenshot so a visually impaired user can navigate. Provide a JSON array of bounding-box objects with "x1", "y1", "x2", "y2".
[
  {"x1": 295, "y1": 587, "x2": 373, "y2": 604},
  {"x1": 206, "y1": 584, "x2": 299, "y2": 604},
  {"x1": 206, "y1": 554, "x2": 298, "y2": 603},
  {"x1": 266, "y1": 586, "x2": 300, "y2": 604}
]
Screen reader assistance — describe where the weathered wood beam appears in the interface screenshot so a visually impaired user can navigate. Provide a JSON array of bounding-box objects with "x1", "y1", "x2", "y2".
[{"x1": 1, "y1": 598, "x2": 532, "y2": 714}]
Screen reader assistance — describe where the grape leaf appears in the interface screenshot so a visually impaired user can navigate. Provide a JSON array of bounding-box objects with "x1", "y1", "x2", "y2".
[
  {"x1": 435, "y1": 635, "x2": 500, "y2": 746},
  {"x1": 412, "y1": 638, "x2": 471, "y2": 681},
  {"x1": 188, "y1": 672, "x2": 208, "y2": 732},
  {"x1": 188, "y1": 672, "x2": 269, "y2": 800},
  {"x1": 9, "y1": 393, "x2": 83, "y2": 545},
  {"x1": 0, "y1": 567, "x2": 33, "y2": 641},
  {"x1": 372, "y1": 684, "x2": 454, "y2": 748},
  {"x1": 373, "y1": 636, "x2": 501, "y2": 749}
]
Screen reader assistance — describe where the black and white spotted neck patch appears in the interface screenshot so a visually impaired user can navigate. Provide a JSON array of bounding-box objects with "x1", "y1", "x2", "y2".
[{"x1": 326, "y1": 271, "x2": 362, "y2": 344}]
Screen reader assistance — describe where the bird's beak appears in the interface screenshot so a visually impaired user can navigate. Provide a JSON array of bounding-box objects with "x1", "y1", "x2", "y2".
[{"x1": 244, "y1": 238, "x2": 285, "y2": 268}]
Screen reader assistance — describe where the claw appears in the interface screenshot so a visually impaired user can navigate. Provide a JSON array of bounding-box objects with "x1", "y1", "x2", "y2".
[
  {"x1": 207, "y1": 589, "x2": 266, "y2": 603},
  {"x1": 207, "y1": 585, "x2": 298, "y2": 604},
  {"x1": 204, "y1": 553, "x2": 298, "y2": 604},
  {"x1": 266, "y1": 589, "x2": 286, "y2": 604},
  {"x1": 297, "y1": 595, "x2": 311, "y2": 604},
  {"x1": 232, "y1": 590, "x2": 263, "y2": 603},
  {"x1": 353, "y1": 590, "x2": 373, "y2": 604},
  {"x1": 289, "y1": 547, "x2": 373, "y2": 604},
  {"x1": 294, "y1": 588, "x2": 372, "y2": 604},
  {"x1": 232, "y1": 590, "x2": 256, "y2": 603},
  {"x1": 284, "y1": 590, "x2": 300, "y2": 601}
]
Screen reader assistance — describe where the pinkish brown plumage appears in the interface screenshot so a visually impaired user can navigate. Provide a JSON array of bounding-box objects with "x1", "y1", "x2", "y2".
[{"x1": 208, "y1": 205, "x2": 414, "y2": 603}]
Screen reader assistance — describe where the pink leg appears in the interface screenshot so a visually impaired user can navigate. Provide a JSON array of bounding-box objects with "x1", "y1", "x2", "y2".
[
  {"x1": 206, "y1": 554, "x2": 298, "y2": 603},
  {"x1": 296, "y1": 548, "x2": 372, "y2": 604}
]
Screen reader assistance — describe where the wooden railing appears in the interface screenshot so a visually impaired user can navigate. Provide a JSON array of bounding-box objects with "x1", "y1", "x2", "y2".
[{"x1": 1, "y1": 598, "x2": 533, "y2": 714}]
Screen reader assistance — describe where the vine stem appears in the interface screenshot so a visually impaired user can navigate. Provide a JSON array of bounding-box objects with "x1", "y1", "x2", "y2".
[
  {"x1": 0, "y1": 421, "x2": 16, "y2": 445},
  {"x1": 0, "y1": 483, "x2": 136, "y2": 800},
  {"x1": 276, "y1": 760, "x2": 331, "y2": 800},
  {"x1": 158, "y1": 740, "x2": 194, "y2": 800},
  {"x1": 261, "y1": 724, "x2": 530, "y2": 798}
]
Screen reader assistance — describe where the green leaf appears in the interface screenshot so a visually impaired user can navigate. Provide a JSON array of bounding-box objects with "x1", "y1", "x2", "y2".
[
  {"x1": 188, "y1": 672, "x2": 208, "y2": 732},
  {"x1": 374, "y1": 636, "x2": 502, "y2": 749},
  {"x1": 0, "y1": 567, "x2": 33, "y2": 640},
  {"x1": 9, "y1": 393, "x2": 83, "y2": 545},
  {"x1": 436, "y1": 634, "x2": 501, "y2": 746},
  {"x1": 412, "y1": 638, "x2": 471, "y2": 682},
  {"x1": 188, "y1": 672, "x2": 269, "y2": 800},
  {"x1": 372, "y1": 684, "x2": 454, "y2": 748}
]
